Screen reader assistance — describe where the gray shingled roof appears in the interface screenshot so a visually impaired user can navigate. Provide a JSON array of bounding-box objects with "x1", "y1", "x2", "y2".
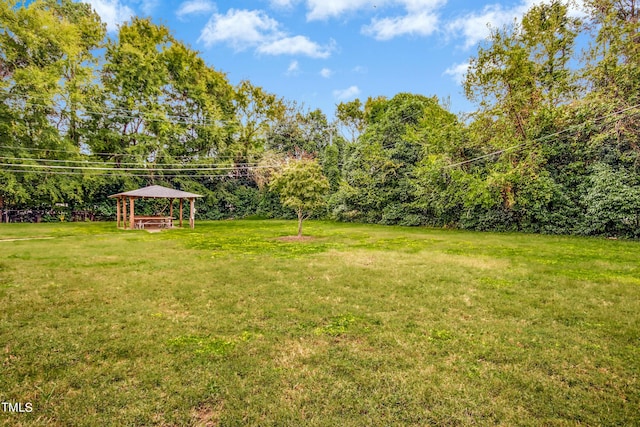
[{"x1": 109, "y1": 185, "x2": 203, "y2": 199}]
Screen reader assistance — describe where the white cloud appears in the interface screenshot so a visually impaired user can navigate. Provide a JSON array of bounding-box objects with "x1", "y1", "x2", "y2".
[
  {"x1": 270, "y1": 0, "x2": 299, "y2": 8},
  {"x1": 176, "y1": 0, "x2": 216, "y2": 19},
  {"x1": 352, "y1": 65, "x2": 368, "y2": 74},
  {"x1": 198, "y1": 9, "x2": 281, "y2": 49},
  {"x1": 257, "y1": 35, "x2": 333, "y2": 58},
  {"x1": 305, "y1": 0, "x2": 372, "y2": 21},
  {"x1": 82, "y1": 0, "x2": 134, "y2": 33},
  {"x1": 333, "y1": 85, "x2": 361, "y2": 101},
  {"x1": 444, "y1": 62, "x2": 469, "y2": 84},
  {"x1": 447, "y1": 0, "x2": 587, "y2": 49},
  {"x1": 305, "y1": 0, "x2": 445, "y2": 20},
  {"x1": 320, "y1": 68, "x2": 333, "y2": 78},
  {"x1": 305, "y1": 0, "x2": 445, "y2": 41},
  {"x1": 304, "y1": 0, "x2": 585, "y2": 45},
  {"x1": 198, "y1": 9, "x2": 335, "y2": 58},
  {"x1": 139, "y1": 0, "x2": 159, "y2": 15},
  {"x1": 363, "y1": 10, "x2": 439, "y2": 40},
  {"x1": 401, "y1": 0, "x2": 445, "y2": 11},
  {"x1": 446, "y1": 4, "x2": 521, "y2": 49},
  {"x1": 287, "y1": 60, "x2": 300, "y2": 75}
]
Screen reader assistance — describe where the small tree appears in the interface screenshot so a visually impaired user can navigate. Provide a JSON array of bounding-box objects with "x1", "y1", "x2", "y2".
[{"x1": 270, "y1": 159, "x2": 330, "y2": 237}]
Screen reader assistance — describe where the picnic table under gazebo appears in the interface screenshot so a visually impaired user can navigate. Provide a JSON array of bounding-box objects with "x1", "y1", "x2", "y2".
[{"x1": 109, "y1": 185, "x2": 203, "y2": 230}]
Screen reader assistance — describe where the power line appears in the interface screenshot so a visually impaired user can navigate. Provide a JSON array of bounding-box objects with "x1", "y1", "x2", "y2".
[
  {"x1": 444, "y1": 103, "x2": 640, "y2": 169},
  {"x1": 0, "y1": 155, "x2": 257, "y2": 168},
  {"x1": 5, "y1": 93, "x2": 639, "y2": 173},
  {"x1": 0, "y1": 169, "x2": 244, "y2": 179},
  {"x1": 0, "y1": 162, "x2": 277, "y2": 172},
  {"x1": 2, "y1": 93, "x2": 235, "y2": 127},
  {"x1": 0, "y1": 144, "x2": 258, "y2": 161}
]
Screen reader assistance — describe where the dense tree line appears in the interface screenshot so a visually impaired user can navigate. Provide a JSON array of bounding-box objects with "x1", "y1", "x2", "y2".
[{"x1": 0, "y1": 0, "x2": 638, "y2": 237}]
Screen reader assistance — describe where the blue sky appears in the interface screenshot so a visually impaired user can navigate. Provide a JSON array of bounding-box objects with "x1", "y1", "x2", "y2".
[{"x1": 81, "y1": 0, "x2": 586, "y2": 118}]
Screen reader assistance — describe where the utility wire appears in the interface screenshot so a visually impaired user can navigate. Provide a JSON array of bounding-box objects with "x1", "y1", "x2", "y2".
[
  {"x1": 0, "y1": 162, "x2": 277, "y2": 172},
  {"x1": 2, "y1": 93, "x2": 235, "y2": 127},
  {"x1": 0, "y1": 169, "x2": 244, "y2": 179},
  {"x1": 444, "y1": 103, "x2": 640, "y2": 169},
  {"x1": 0, "y1": 156, "x2": 256, "y2": 167},
  {"x1": 4, "y1": 93, "x2": 639, "y2": 171},
  {"x1": 0, "y1": 144, "x2": 257, "y2": 161}
]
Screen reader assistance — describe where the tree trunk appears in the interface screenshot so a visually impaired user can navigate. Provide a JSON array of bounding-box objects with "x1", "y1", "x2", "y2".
[{"x1": 297, "y1": 208, "x2": 303, "y2": 237}]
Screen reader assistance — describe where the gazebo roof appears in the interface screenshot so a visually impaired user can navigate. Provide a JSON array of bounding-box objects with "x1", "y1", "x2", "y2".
[{"x1": 109, "y1": 185, "x2": 203, "y2": 199}]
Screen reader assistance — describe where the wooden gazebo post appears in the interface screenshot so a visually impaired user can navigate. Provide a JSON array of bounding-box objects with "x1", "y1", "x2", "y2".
[
  {"x1": 169, "y1": 198, "x2": 174, "y2": 228},
  {"x1": 116, "y1": 197, "x2": 121, "y2": 228},
  {"x1": 189, "y1": 197, "x2": 195, "y2": 229},
  {"x1": 179, "y1": 199, "x2": 183, "y2": 228},
  {"x1": 129, "y1": 197, "x2": 135, "y2": 229},
  {"x1": 122, "y1": 197, "x2": 127, "y2": 229}
]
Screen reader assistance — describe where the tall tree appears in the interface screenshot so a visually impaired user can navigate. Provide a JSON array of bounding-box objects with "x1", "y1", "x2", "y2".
[
  {"x1": 459, "y1": 1, "x2": 582, "y2": 231},
  {"x1": 332, "y1": 93, "x2": 457, "y2": 225},
  {"x1": 0, "y1": 0, "x2": 104, "y2": 214},
  {"x1": 46, "y1": 0, "x2": 105, "y2": 148},
  {"x1": 583, "y1": 0, "x2": 640, "y2": 167},
  {"x1": 465, "y1": 0, "x2": 580, "y2": 139},
  {"x1": 162, "y1": 41, "x2": 235, "y2": 161},
  {"x1": 297, "y1": 109, "x2": 332, "y2": 156},
  {"x1": 92, "y1": 17, "x2": 174, "y2": 170},
  {"x1": 521, "y1": 0, "x2": 581, "y2": 107},
  {"x1": 90, "y1": 17, "x2": 234, "y2": 181},
  {"x1": 335, "y1": 99, "x2": 365, "y2": 144},
  {"x1": 585, "y1": 0, "x2": 640, "y2": 103},
  {"x1": 232, "y1": 80, "x2": 285, "y2": 165},
  {"x1": 266, "y1": 102, "x2": 331, "y2": 157}
]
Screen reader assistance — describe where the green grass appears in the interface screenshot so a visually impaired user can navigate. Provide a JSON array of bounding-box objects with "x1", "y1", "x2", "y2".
[{"x1": 0, "y1": 220, "x2": 639, "y2": 426}]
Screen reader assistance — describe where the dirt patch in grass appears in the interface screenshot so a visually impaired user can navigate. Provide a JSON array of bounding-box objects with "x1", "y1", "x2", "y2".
[
  {"x1": 275, "y1": 337, "x2": 328, "y2": 369},
  {"x1": 190, "y1": 402, "x2": 224, "y2": 427}
]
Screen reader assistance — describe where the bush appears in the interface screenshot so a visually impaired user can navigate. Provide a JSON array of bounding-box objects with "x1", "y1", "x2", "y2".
[{"x1": 580, "y1": 164, "x2": 640, "y2": 238}]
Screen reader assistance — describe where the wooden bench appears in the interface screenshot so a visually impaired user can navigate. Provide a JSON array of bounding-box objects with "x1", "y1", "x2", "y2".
[{"x1": 133, "y1": 216, "x2": 173, "y2": 230}]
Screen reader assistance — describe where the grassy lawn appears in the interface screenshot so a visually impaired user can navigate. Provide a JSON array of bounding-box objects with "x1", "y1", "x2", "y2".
[{"x1": 0, "y1": 220, "x2": 639, "y2": 426}]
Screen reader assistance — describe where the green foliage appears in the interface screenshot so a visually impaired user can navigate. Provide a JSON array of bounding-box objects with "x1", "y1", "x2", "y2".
[
  {"x1": 584, "y1": 0, "x2": 640, "y2": 106},
  {"x1": 581, "y1": 163, "x2": 640, "y2": 237},
  {"x1": 270, "y1": 159, "x2": 330, "y2": 236},
  {"x1": 336, "y1": 99, "x2": 365, "y2": 143},
  {"x1": 233, "y1": 80, "x2": 285, "y2": 163},
  {"x1": 0, "y1": 0, "x2": 104, "y2": 212},
  {"x1": 1, "y1": 0, "x2": 639, "y2": 240},
  {"x1": 94, "y1": 17, "x2": 234, "y2": 168},
  {"x1": 322, "y1": 144, "x2": 341, "y2": 192},
  {"x1": 332, "y1": 93, "x2": 457, "y2": 226},
  {"x1": 266, "y1": 103, "x2": 333, "y2": 161},
  {"x1": 465, "y1": 0, "x2": 579, "y2": 120}
]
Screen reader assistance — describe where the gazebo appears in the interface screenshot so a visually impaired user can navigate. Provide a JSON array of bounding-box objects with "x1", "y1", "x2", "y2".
[{"x1": 109, "y1": 185, "x2": 203, "y2": 230}]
